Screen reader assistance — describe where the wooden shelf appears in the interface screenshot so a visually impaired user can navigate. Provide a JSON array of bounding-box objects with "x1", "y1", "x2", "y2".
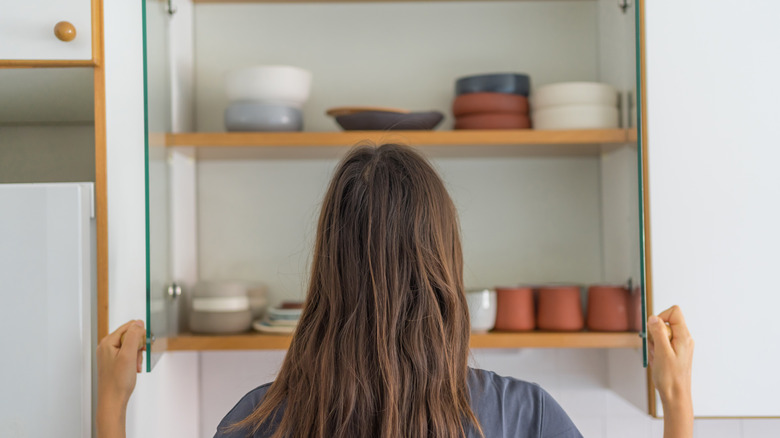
[
  {"x1": 167, "y1": 331, "x2": 641, "y2": 351},
  {"x1": 167, "y1": 129, "x2": 628, "y2": 148}
]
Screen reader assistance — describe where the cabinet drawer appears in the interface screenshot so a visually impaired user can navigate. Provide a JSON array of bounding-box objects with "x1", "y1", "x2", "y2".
[{"x1": 0, "y1": 0, "x2": 92, "y2": 61}]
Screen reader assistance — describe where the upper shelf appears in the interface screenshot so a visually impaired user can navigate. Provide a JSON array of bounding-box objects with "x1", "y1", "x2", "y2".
[
  {"x1": 167, "y1": 331, "x2": 642, "y2": 351},
  {"x1": 167, "y1": 129, "x2": 629, "y2": 147},
  {"x1": 166, "y1": 129, "x2": 631, "y2": 159}
]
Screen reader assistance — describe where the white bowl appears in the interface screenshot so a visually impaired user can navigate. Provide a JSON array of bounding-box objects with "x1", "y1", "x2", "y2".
[
  {"x1": 466, "y1": 289, "x2": 497, "y2": 333},
  {"x1": 532, "y1": 105, "x2": 619, "y2": 130},
  {"x1": 531, "y1": 82, "x2": 618, "y2": 110},
  {"x1": 225, "y1": 65, "x2": 312, "y2": 105}
]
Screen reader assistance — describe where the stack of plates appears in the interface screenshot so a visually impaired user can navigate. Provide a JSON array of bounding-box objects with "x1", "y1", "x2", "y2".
[
  {"x1": 531, "y1": 82, "x2": 619, "y2": 130},
  {"x1": 452, "y1": 73, "x2": 532, "y2": 129},
  {"x1": 253, "y1": 302, "x2": 304, "y2": 334}
]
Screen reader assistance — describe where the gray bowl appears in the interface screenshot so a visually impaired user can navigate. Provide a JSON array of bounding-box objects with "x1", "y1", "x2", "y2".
[
  {"x1": 455, "y1": 73, "x2": 531, "y2": 96},
  {"x1": 224, "y1": 102, "x2": 303, "y2": 132}
]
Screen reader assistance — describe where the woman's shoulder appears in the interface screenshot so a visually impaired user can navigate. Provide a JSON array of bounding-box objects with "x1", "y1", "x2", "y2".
[
  {"x1": 467, "y1": 367, "x2": 546, "y2": 395},
  {"x1": 467, "y1": 368, "x2": 582, "y2": 438},
  {"x1": 214, "y1": 382, "x2": 274, "y2": 438}
]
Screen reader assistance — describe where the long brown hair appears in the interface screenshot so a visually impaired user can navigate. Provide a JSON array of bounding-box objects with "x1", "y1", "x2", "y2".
[{"x1": 230, "y1": 144, "x2": 481, "y2": 437}]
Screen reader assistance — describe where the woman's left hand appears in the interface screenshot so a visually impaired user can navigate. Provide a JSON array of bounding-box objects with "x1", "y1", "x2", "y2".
[{"x1": 96, "y1": 320, "x2": 145, "y2": 438}]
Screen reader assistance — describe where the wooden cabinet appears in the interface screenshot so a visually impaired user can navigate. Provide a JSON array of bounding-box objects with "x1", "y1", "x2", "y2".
[
  {"x1": 97, "y1": 0, "x2": 780, "y2": 430},
  {"x1": 151, "y1": 0, "x2": 645, "y2": 354},
  {"x1": 0, "y1": 0, "x2": 95, "y2": 64}
]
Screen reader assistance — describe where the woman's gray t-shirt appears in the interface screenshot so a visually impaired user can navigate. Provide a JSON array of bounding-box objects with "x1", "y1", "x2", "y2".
[{"x1": 215, "y1": 367, "x2": 582, "y2": 438}]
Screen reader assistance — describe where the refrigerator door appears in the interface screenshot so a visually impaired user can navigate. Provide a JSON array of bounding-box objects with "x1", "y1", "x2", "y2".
[{"x1": 0, "y1": 183, "x2": 93, "y2": 438}]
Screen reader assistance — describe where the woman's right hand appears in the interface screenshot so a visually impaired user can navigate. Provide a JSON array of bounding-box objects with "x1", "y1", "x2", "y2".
[{"x1": 647, "y1": 305, "x2": 694, "y2": 438}]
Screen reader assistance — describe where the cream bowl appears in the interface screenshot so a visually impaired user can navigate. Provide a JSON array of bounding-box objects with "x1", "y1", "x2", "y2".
[
  {"x1": 466, "y1": 289, "x2": 497, "y2": 333},
  {"x1": 532, "y1": 105, "x2": 619, "y2": 130},
  {"x1": 225, "y1": 65, "x2": 312, "y2": 106},
  {"x1": 531, "y1": 82, "x2": 618, "y2": 110}
]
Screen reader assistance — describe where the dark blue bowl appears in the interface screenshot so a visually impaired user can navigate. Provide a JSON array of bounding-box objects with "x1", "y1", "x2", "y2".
[{"x1": 455, "y1": 73, "x2": 531, "y2": 97}]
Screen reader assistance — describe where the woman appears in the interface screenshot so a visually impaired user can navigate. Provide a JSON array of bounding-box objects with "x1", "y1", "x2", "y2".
[{"x1": 98, "y1": 144, "x2": 694, "y2": 438}]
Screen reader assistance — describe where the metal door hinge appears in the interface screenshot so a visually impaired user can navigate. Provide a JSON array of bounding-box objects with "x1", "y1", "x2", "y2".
[
  {"x1": 167, "y1": 282, "x2": 182, "y2": 299},
  {"x1": 166, "y1": 0, "x2": 177, "y2": 16}
]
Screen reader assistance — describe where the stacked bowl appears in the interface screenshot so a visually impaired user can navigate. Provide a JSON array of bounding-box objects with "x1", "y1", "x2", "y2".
[
  {"x1": 253, "y1": 301, "x2": 304, "y2": 334},
  {"x1": 452, "y1": 73, "x2": 531, "y2": 130},
  {"x1": 189, "y1": 281, "x2": 254, "y2": 334},
  {"x1": 224, "y1": 65, "x2": 312, "y2": 132},
  {"x1": 531, "y1": 82, "x2": 619, "y2": 130}
]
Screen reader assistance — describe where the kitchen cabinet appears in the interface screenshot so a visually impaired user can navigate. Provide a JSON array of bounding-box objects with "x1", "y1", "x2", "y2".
[
  {"x1": 0, "y1": 0, "x2": 95, "y2": 64},
  {"x1": 101, "y1": 0, "x2": 780, "y2": 428},
  {"x1": 145, "y1": 0, "x2": 645, "y2": 356}
]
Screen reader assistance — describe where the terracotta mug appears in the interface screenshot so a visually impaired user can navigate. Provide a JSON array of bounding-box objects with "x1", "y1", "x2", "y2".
[
  {"x1": 536, "y1": 285, "x2": 584, "y2": 331},
  {"x1": 586, "y1": 285, "x2": 630, "y2": 332},
  {"x1": 494, "y1": 286, "x2": 535, "y2": 331}
]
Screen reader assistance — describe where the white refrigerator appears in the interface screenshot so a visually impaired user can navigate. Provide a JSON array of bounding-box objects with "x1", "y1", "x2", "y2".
[{"x1": 0, "y1": 183, "x2": 94, "y2": 437}]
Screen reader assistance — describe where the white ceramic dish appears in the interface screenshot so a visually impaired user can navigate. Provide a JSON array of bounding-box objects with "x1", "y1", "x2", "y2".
[
  {"x1": 532, "y1": 105, "x2": 619, "y2": 130},
  {"x1": 466, "y1": 289, "x2": 497, "y2": 333},
  {"x1": 531, "y1": 82, "x2": 618, "y2": 110},
  {"x1": 268, "y1": 306, "x2": 303, "y2": 317},
  {"x1": 190, "y1": 309, "x2": 252, "y2": 334},
  {"x1": 225, "y1": 65, "x2": 312, "y2": 105},
  {"x1": 192, "y1": 296, "x2": 250, "y2": 312},
  {"x1": 253, "y1": 319, "x2": 296, "y2": 334}
]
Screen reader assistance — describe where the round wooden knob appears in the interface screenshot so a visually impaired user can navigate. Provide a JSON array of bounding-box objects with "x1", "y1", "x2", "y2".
[{"x1": 54, "y1": 21, "x2": 77, "y2": 42}]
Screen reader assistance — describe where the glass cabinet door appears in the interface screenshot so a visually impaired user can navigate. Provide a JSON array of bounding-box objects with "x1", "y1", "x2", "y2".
[
  {"x1": 143, "y1": 0, "x2": 174, "y2": 371},
  {"x1": 634, "y1": 0, "x2": 648, "y2": 367}
]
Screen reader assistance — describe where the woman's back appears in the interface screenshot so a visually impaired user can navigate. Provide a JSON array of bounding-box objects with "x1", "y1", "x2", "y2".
[{"x1": 216, "y1": 368, "x2": 581, "y2": 438}]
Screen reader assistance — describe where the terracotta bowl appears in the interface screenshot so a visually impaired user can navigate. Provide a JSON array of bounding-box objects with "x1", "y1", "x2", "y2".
[
  {"x1": 494, "y1": 286, "x2": 535, "y2": 331},
  {"x1": 454, "y1": 113, "x2": 531, "y2": 130},
  {"x1": 536, "y1": 285, "x2": 584, "y2": 331},
  {"x1": 452, "y1": 92, "x2": 529, "y2": 117},
  {"x1": 586, "y1": 285, "x2": 630, "y2": 332}
]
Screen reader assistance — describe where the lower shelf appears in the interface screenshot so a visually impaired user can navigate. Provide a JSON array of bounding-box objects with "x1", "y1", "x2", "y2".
[{"x1": 166, "y1": 331, "x2": 642, "y2": 351}]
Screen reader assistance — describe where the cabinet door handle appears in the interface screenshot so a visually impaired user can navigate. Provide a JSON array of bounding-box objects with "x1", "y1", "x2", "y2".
[{"x1": 54, "y1": 21, "x2": 77, "y2": 42}]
